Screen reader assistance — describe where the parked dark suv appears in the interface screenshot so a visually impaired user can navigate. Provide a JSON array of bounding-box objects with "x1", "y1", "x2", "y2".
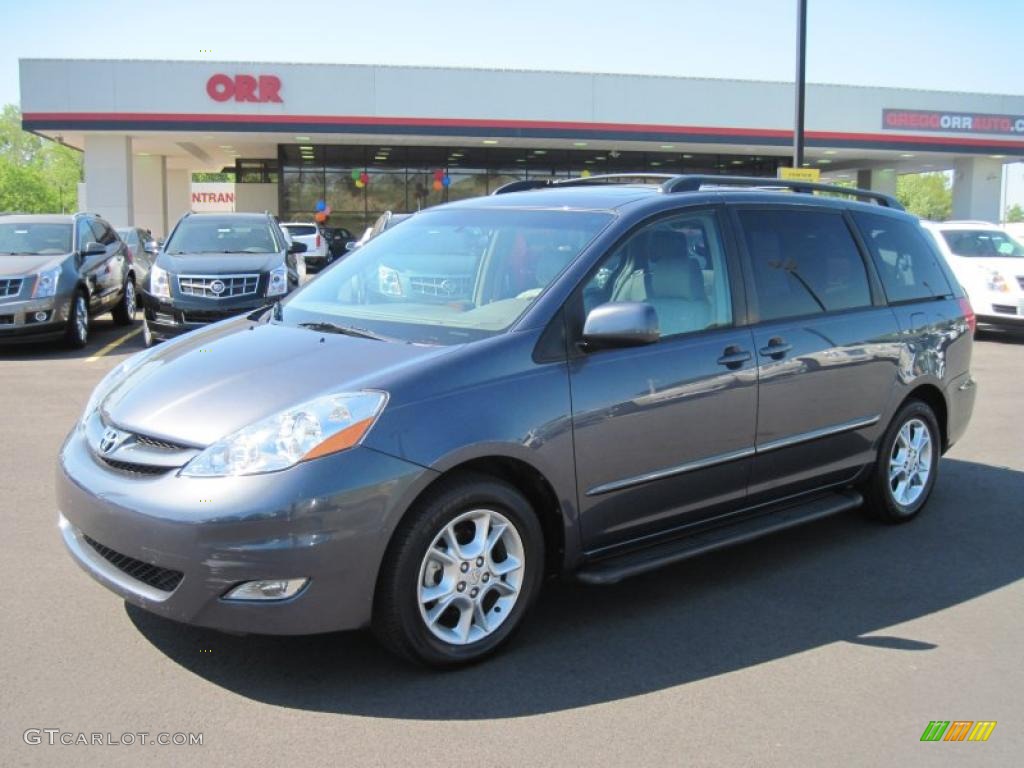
[
  {"x1": 140, "y1": 212, "x2": 305, "y2": 345},
  {"x1": 0, "y1": 212, "x2": 136, "y2": 348},
  {"x1": 57, "y1": 176, "x2": 975, "y2": 667}
]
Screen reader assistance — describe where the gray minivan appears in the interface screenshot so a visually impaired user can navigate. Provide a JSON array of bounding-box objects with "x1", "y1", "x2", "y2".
[{"x1": 57, "y1": 175, "x2": 976, "y2": 666}]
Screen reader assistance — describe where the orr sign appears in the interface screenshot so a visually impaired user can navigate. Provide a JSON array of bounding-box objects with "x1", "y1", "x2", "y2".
[
  {"x1": 206, "y1": 73, "x2": 282, "y2": 103},
  {"x1": 883, "y1": 108, "x2": 1024, "y2": 136}
]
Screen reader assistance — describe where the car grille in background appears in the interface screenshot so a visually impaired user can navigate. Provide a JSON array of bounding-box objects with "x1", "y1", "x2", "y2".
[
  {"x1": 83, "y1": 535, "x2": 184, "y2": 592},
  {"x1": 0, "y1": 278, "x2": 23, "y2": 298},
  {"x1": 991, "y1": 304, "x2": 1018, "y2": 316},
  {"x1": 0, "y1": 314, "x2": 13, "y2": 325},
  {"x1": 178, "y1": 274, "x2": 259, "y2": 299},
  {"x1": 409, "y1": 275, "x2": 472, "y2": 298},
  {"x1": 180, "y1": 309, "x2": 248, "y2": 325}
]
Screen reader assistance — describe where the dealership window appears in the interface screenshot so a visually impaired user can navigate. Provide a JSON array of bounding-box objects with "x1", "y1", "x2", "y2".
[{"x1": 852, "y1": 212, "x2": 952, "y2": 303}]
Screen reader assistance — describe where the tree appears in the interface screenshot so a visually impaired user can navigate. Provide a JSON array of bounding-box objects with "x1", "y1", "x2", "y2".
[
  {"x1": 1006, "y1": 203, "x2": 1024, "y2": 223},
  {"x1": 896, "y1": 172, "x2": 952, "y2": 221},
  {"x1": 0, "y1": 104, "x2": 82, "y2": 213}
]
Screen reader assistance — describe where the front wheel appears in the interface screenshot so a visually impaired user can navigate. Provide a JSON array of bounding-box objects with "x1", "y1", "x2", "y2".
[
  {"x1": 373, "y1": 474, "x2": 544, "y2": 667},
  {"x1": 111, "y1": 277, "x2": 136, "y2": 325},
  {"x1": 63, "y1": 290, "x2": 89, "y2": 349},
  {"x1": 863, "y1": 400, "x2": 940, "y2": 523}
]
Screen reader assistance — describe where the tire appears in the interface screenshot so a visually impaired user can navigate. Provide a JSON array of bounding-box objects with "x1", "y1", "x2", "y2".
[
  {"x1": 111, "y1": 277, "x2": 137, "y2": 325},
  {"x1": 141, "y1": 318, "x2": 154, "y2": 348},
  {"x1": 64, "y1": 290, "x2": 89, "y2": 349},
  {"x1": 863, "y1": 400, "x2": 941, "y2": 523},
  {"x1": 373, "y1": 473, "x2": 544, "y2": 668}
]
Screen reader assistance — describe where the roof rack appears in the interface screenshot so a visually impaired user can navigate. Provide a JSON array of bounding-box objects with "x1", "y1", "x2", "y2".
[
  {"x1": 661, "y1": 175, "x2": 902, "y2": 208},
  {"x1": 492, "y1": 173, "x2": 679, "y2": 196}
]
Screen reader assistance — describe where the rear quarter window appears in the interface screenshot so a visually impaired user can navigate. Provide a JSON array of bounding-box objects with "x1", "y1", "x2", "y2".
[{"x1": 852, "y1": 212, "x2": 952, "y2": 303}]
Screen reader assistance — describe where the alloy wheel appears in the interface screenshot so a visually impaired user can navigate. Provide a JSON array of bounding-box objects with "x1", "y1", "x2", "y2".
[
  {"x1": 888, "y1": 417, "x2": 933, "y2": 507},
  {"x1": 75, "y1": 296, "x2": 89, "y2": 343},
  {"x1": 417, "y1": 508, "x2": 525, "y2": 646}
]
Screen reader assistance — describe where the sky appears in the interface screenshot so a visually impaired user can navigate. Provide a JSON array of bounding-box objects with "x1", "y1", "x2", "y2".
[{"x1": 3, "y1": 0, "x2": 1023, "y2": 206}]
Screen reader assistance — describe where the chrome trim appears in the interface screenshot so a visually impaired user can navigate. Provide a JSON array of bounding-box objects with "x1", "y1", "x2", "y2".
[
  {"x1": 755, "y1": 415, "x2": 880, "y2": 454},
  {"x1": 586, "y1": 414, "x2": 881, "y2": 497},
  {"x1": 0, "y1": 277, "x2": 23, "y2": 299},
  {"x1": 86, "y1": 411, "x2": 199, "y2": 470},
  {"x1": 177, "y1": 273, "x2": 259, "y2": 299},
  {"x1": 587, "y1": 446, "x2": 756, "y2": 497},
  {"x1": 58, "y1": 514, "x2": 172, "y2": 603}
]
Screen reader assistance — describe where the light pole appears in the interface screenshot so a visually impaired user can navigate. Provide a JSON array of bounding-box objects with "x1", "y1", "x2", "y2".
[{"x1": 793, "y1": 0, "x2": 808, "y2": 168}]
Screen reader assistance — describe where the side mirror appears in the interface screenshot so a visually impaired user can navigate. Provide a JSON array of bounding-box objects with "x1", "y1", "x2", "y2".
[
  {"x1": 345, "y1": 241, "x2": 360, "y2": 252},
  {"x1": 82, "y1": 241, "x2": 106, "y2": 257},
  {"x1": 582, "y1": 302, "x2": 660, "y2": 349},
  {"x1": 288, "y1": 241, "x2": 307, "y2": 254},
  {"x1": 144, "y1": 240, "x2": 158, "y2": 255}
]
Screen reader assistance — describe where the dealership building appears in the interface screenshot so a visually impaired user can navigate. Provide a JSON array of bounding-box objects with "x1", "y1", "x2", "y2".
[{"x1": 18, "y1": 58, "x2": 1024, "y2": 237}]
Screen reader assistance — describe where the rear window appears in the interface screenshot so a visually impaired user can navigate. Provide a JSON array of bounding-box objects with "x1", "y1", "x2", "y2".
[
  {"x1": 738, "y1": 210, "x2": 872, "y2": 322},
  {"x1": 0, "y1": 222, "x2": 72, "y2": 255},
  {"x1": 852, "y1": 212, "x2": 952, "y2": 303},
  {"x1": 283, "y1": 225, "x2": 318, "y2": 237},
  {"x1": 941, "y1": 229, "x2": 1024, "y2": 258},
  {"x1": 166, "y1": 217, "x2": 279, "y2": 254}
]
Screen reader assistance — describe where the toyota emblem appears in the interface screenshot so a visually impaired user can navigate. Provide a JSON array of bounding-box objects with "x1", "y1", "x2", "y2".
[
  {"x1": 99, "y1": 427, "x2": 126, "y2": 455},
  {"x1": 209, "y1": 279, "x2": 226, "y2": 296}
]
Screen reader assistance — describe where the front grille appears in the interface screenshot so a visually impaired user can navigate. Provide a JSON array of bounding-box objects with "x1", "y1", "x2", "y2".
[
  {"x1": 178, "y1": 274, "x2": 259, "y2": 299},
  {"x1": 135, "y1": 434, "x2": 190, "y2": 451},
  {"x1": 991, "y1": 304, "x2": 1018, "y2": 316},
  {"x1": 0, "y1": 278, "x2": 22, "y2": 298},
  {"x1": 83, "y1": 535, "x2": 183, "y2": 592},
  {"x1": 180, "y1": 309, "x2": 248, "y2": 325},
  {"x1": 0, "y1": 314, "x2": 13, "y2": 326},
  {"x1": 409, "y1": 275, "x2": 472, "y2": 298},
  {"x1": 99, "y1": 457, "x2": 174, "y2": 476}
]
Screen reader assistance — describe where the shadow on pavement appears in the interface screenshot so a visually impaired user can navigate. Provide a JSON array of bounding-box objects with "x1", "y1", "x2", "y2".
[
  {"x1": 975, "y1": 327, "x2": 1024, "y2": 345},
  {"x1": 128, "y1": 458, "x2": 1023, "y2": 719},
  {"x1": 0, "y1": 316, "x2": 143, "y2": 361}
]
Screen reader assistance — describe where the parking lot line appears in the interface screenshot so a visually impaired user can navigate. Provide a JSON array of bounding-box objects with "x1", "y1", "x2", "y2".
[{"x1": 85, "y1": 327, "x2": 142, "y2": 363}]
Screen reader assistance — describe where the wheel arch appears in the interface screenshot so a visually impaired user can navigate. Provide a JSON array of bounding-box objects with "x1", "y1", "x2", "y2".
[{"x1": 901, "y1": 383, "x2": 949, "y2": 451}]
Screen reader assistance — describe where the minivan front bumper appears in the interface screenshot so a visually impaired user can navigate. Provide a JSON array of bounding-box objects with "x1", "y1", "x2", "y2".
[{"x1": 57, "y1": 426, "x2": 436, "y2": 635}]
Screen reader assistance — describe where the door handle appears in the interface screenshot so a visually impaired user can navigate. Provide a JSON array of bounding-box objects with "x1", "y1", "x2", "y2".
[
  {"x1": 758, "y1": 337, "x2": 792, "y2": 359},
  {"x1": 717, "y1": 345, "x2": 752, "y2": 369}
]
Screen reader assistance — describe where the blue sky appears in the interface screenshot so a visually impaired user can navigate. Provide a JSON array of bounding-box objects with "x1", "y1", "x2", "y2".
[{"x1": 4, "y1": 0, "x2": 1023, "y2": 207}]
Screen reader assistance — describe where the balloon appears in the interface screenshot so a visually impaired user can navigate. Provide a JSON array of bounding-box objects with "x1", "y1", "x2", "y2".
[
  {"x1": 324, "y1": 205, "x2": 332, "y2": 216},
  {"x1": 432, "y1": 180, "x2": 443, "y2": 191},
  {"x1": 433, "y1": 169, "x2": 443, "y2": 181},
  {"x1": 355, "y1": 179, "x2": 365, "y2": 188},
  {"x1": 315, "y1": 199, "x2": 326, "y2": 212},
  {"x1": 351, "y1": 169, "x2": 360, "y2": 181},
  {"x1": 580, "y1": 169, "x2": 591, "y2": 178},
  {"x1": 314, "y1": 212, "x2": 327, "y2": 223},
  {"x1": 360, "y1": 172, "x2": 369, "y2": 185},
  {"x1": 442, "y1": 175, "x2": 451, "y2": 187}
]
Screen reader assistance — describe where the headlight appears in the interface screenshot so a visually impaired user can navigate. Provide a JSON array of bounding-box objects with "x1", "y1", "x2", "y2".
[
  {"x1": 79, "y1": 346, "x2": 160, "y2": 427},
  {"x1": 378, "y1": 265, "x2": 403, "y2": 296},
  {"x1": 267, "y1": 264, "x2": 288, "y2": 296},
  {"x1": 150, "y1": 264, "x2": 171, "y2": 298},
  {"x1": 180, "y1": 390, "x2": 388, "y2": 477},
  {"x1": 32, "y1": 266, "x2": 61, "y2": 298}
]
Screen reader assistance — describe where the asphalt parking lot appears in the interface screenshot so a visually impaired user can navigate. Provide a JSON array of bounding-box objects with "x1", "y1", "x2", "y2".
[{"x1": 1, "y1": 318, "x2": 1021, "y2": 767}]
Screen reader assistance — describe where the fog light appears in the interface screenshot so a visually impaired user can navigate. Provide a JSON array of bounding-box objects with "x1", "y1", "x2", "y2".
[
  {"x1": 224, "y1": 578, "x2": 308, "y2": 601},
  {"x1": 34, "y1": 311, "x2": 49, "y2": 322}
]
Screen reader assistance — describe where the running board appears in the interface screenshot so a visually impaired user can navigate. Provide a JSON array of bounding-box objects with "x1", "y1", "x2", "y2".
[{"x1": 576, "y1": 489, "x2": 863, "y2": 585}]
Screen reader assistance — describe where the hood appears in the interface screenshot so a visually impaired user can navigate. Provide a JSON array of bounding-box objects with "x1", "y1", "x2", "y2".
[
  {"x1": 0, "y1": 253, "x2": 66, "y2": 278},
  {"x1": 158, "y1": 251, "x2": 283, "y2": 275},
  {"x1": 102, "y1": 318, "x2": 454, "y2": 446}
]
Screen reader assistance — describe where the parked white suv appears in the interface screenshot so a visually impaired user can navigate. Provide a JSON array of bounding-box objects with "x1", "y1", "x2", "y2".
[
  {"x1": 921, "y1": 220, "x2": 1024, "y2": 329},
  {"x1": 281, "y1": 223, "x2": 328, "y2": 279}
]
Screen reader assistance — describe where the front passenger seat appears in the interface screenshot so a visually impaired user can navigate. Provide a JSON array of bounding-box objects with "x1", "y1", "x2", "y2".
[{"x1": 645, "y1": 231, "x2": 712, "y2": 336}]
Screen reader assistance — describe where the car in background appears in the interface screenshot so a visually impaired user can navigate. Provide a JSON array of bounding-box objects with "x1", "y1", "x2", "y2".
[
  {"x1": 351, "y1": 211, "x2": 412, "y2": 252},
  {"x1": 921, "y1": 220, "x2": 1024, "y2": 329},
  {"x1": 281, "y1": 222, "x2": 330, "y2": 277},
  {"x1": 116, "y1": 226, "x2": 158, "y2": 286},
  {"x1": 0, "y1": 213, "x2": 136, "y2": 348},
  {"x1": 323, "y1": 226, "x2": 356, "y2": 263},
  {"x1": 139, "y1": 212, "x2": 305, "y2": 346}
]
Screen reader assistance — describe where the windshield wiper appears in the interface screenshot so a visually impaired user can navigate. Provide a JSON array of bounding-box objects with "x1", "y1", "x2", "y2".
[{"x1": 297, "y1": 321, "x2": 389, "y2": 341}]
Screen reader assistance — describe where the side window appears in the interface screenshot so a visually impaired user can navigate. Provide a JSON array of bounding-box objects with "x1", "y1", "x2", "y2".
[
  {"x1": 94, "y1": 220, "x2": 117, "y2": 246},
  {"x1": 581, "y1": 210, "x2": 733, "y2": 338},
  {"x1": 75, "y1": 219, "x2": 96, "y2": 250},
  {"x1": 852, "y1": 212, "x2": 952, "y2": 302},
  {"x1": 738, "y1": 209, "x2": 872, "y2": 322}
]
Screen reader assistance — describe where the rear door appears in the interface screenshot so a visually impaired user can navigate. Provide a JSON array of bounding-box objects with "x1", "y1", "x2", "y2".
[
  {"x1": 569, "y1": 207, "x2": 758, "y2": 553},
  {"x1": 731, "y1": 205, "x2": 901, "y2": 502}
]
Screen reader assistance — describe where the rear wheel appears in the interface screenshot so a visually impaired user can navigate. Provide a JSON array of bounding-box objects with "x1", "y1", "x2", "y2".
[
  {"x1": 111, "y1": 277, "x2": 136, "y2": 325},
  {"x1": 373, "y1": 474, "x2": 544, "y2": 667},
  {"x1": 863, "y1": 400, "x2": 940, "y2": 523},
  {"x1": 63, "y1": 290, "x2": 89, "y2": 349}
]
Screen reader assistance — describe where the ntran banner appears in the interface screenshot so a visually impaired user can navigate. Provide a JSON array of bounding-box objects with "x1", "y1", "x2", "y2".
[{"x1": 883, "y1": 108, "x2": 1024, "y2": 135}]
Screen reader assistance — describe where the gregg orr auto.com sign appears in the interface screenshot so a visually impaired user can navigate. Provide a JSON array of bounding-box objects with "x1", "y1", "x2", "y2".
[{"x1": 884, "y1": 108, "x2": 1024, "y2": 135}]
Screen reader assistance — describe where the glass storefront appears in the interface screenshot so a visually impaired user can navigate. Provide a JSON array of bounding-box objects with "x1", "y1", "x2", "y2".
[{"x1": 269, "y1": 144, "x2": 782, "y2": 232}]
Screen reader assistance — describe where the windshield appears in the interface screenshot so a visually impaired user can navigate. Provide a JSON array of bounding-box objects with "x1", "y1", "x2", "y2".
[
  {"x1": 0, "y1": 222, "x2": 72, "y2": 255},
  {"x1": 277, "y1": 207, "x2": 613, "y2": 344},
  {"x1": 165, "y1": 217, "x2": 280, "y2": 254},
  {"x1": 942, "y1": 229, "x2": 1024, "y2": 258}
]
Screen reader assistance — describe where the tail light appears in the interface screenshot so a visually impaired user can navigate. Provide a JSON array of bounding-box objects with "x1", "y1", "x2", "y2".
[
  {"x1": 958, "y1": 297, "x2": 976, "y2": 335},
  {"x1": 316, "y1": 234, "x2": 321, "y2": 248}
]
